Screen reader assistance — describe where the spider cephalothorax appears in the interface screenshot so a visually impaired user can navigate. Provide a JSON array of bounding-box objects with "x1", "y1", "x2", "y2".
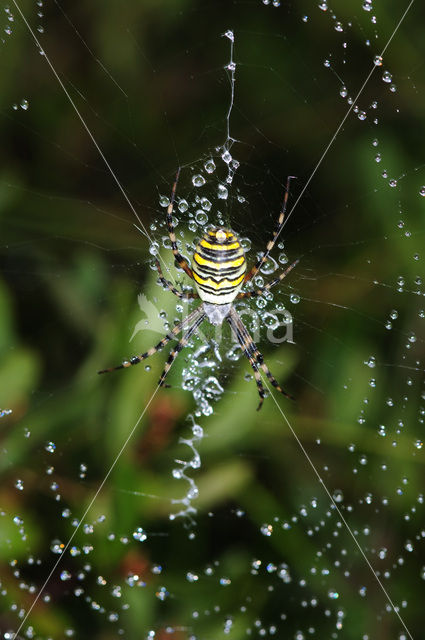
[{"x1": 99, "y1": 171, "x2": 298, "y2": 410}]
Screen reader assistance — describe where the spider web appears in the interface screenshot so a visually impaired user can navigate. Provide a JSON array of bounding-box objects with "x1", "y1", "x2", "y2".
[{"x1": 0, "y1": 1, "x2": 424, "y2": 639}]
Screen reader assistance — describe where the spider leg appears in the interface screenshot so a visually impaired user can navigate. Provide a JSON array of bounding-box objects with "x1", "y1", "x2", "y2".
[
  {"x1": 237, "y1": 258, "x2": 299, "y2": 299},
  {"x1": 154, "y1": 259, "x2": 199, "y2": 300},
  {"x1": 98, "y1": 307, "x2": 203, "y2": 374},
  {"x1": 244, "y1": 175, "x2": 295, "y2": 284},
  {"x1": 158, "y1": 311, "x2": 206, "y2": 387},
  {"x1": 226, "y1": 308, "x2": 267, "y2": 411},
  {"x1": 257, "y1": 358, "x2": 294, "y2": 401},
  {"x1": 166, "y1": 169, "x2": 194, "y2": 280},
  {"x1": 228, "y1": 307, "x2": 294, "y2": 408}
]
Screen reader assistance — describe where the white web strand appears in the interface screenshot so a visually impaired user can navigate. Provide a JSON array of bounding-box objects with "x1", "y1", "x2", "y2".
[
  {"x1": 7, "y1": 3, "x2": 418, "y2": 637},
  {"x1": 170, "y1": 416, "x2": 204, "y2": 523},
  {"x1": 167, "y1": 31, "x2": 238, "y2": 519},
  {"x1": 52, "y1": 0, "x2": 128, "y2": 98},
  {"x1": 221, "y1": 29, "x2": 240, "y2": 185},
  {"x1": 259, "y1": 3, "x2": 416, "y2": 635},
  {"x1": 10, "y1": 0, "x2": 146, "y2": 236},
  {"x1": 10, "y1": 0, "x2": 177, "y2": 282},
  {"x1": 10, "y1": 382, "x2": 166, "y2": 640},
  {"x1": 223, "y1": 29, "x2": 235, "y2": 149},
  {"x1": 265, "y1": 379, "x2": 414, "y2": 640}
]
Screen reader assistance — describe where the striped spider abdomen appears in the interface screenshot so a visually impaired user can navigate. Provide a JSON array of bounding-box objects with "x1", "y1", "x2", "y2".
[{"x1": 192, "y1": 228, "x2": 246, "y2": 305}]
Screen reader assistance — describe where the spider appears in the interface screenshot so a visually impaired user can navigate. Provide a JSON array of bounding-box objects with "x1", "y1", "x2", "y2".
[{"x1": 99, "y1": 171, "x2": 299, "y2": 410}]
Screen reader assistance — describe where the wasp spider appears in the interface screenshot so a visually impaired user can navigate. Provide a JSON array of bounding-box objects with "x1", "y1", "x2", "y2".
[{"x1": 99, "y1": 171, "x2": 298, "y2": 410}]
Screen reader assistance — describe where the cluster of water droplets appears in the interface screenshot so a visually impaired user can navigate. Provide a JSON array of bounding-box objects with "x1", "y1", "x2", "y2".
[
  {"x1": 262, "y1": 0, "x2": 281, "y2": 7},
  {"x1": 295, "y1": 1, "x2": 401, "y2": 124},
  {"x1": 3, "y1": 1, "x2": 44, "y2": 41},
  {"x1": 156, "y1": 142, "x2": 303, "y2": 400},
  {"x1": 256, "y1": 6, "x2": 424, "y2": 638},
  {"x1": 170, "y1": 417, "x2": 203, "y2": 522},
  {"x1": 2, "y1": 3, "x2": 15, "y2": 38},
  {"x1": 1, "y1": 423, "x2": 205, "y2": 639},
  {"x1": 0, "y1": 428, "x2": 154, "y2": 640},
  {"x1": 154, "y1": 159, "x2": 237, "y2": 524},
  {"x1": 3, "y1": 3, "x2": 424, "y2": 638}
]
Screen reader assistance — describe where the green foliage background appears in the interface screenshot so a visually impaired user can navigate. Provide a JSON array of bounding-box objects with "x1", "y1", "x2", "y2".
[{"x1": 0, "y1": 1, "x2": 424, "y2": 638}]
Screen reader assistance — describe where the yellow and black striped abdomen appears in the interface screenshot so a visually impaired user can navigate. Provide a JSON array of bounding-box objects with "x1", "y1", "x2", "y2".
[{"x1": 192, "y1": 228, "x2": 246, "y2": 304}]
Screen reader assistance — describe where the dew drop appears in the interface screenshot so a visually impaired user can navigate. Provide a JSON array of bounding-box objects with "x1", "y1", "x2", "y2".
[
  {"x1": 404, "y1": 540, "x2": 414, "y2": 552},
  {"x1": 79, "y1": 463, "x2": 87, "y2": 479},
  {"x1": 200, "y1": 197, "x2": 212, "y2": 211},
  {"x1": 260, "y1": 256, "x2": 278, "y2": 275},
  {"x1": 221, "y1": 150, "x2": 232, "y2": 164},
  {"x1": 263, "y1": 312, "x2": 279, "y2": 329},
  {"x1": 186, "y1": 571, "x2": 199, "y2": 582},
  {"x1": 178, "y1": 199, "x2": 188, "y2": 212},
  {"x1": 132, "y1": 527, "x2": 147, "y2": 542},
  {"x1": 192, "y1": 174, "x2": 206, "y2": 187},
  {"x1": 204, "y1": 159, "x2": 216, "y2": 174},
  {"x1": 217, "y1": 184, "x2": 228, "y2": 199},
  {"x1": 364, "y1": 355, "x2": 376, "y2": 368},
  {"x1": 192, "y1": 424, "x2": 204, "y2": 438},
  {"x1": 261, "y1": 523, "x2": 273, "y2": 536},
  {"x1": 240, "y1": 237, "x2": 252, "y2": 251},
  {"x1": 195, "y1": 210, "x2": 208, "y2": 225},
  {"x1": 61, "y1": 570, "x2": 71, "y2": 581}
]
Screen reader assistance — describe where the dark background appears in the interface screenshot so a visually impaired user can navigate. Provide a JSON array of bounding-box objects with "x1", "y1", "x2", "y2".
[{"x1": 0, "y1": 1, "x2": 424, "y2": 638}]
